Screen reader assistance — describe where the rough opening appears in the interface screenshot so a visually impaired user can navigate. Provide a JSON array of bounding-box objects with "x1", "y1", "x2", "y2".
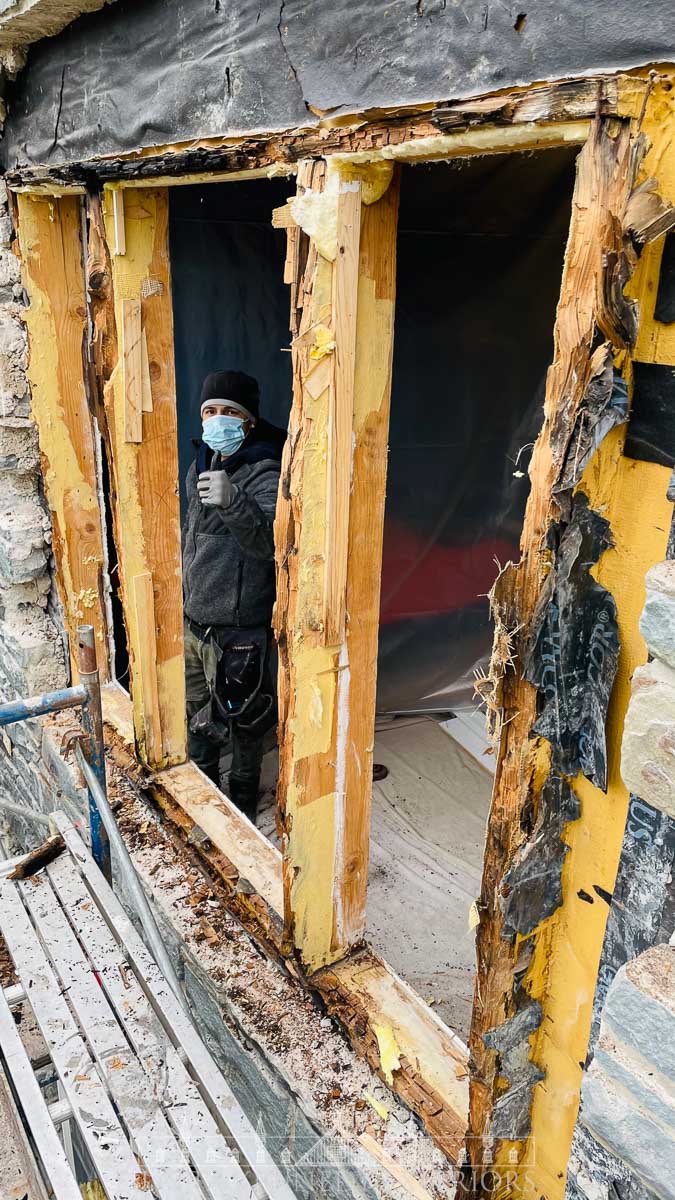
[{"x1": 369, "y1": 146, "x2": 577, "y2": 1036}]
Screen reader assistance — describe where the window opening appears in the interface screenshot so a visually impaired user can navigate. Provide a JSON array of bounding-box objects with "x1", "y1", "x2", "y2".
[{"x1": 369, "y1": 147, "x2": 577, "y2": 1036}]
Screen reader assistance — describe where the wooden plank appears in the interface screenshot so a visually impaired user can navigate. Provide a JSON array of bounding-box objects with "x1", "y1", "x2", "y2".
[
  {"x1": 140, "y1": 328, "x2": 153, "y2": 412},
  {"x1": 19, "y1": 868, "x2": 207, "y2": 1200},
  {"x1": 274, "y1": 165, "x2": 399, "y2": 972},
  {"x1": 111, "y1": 186, "x2": 125, "y2": 254},
  {"x1": 323, "y1": 180, "x2": 361, "y2": 645},
  {"x1": 0, "y1": 986, "x2": 80, "y2": 1200},
  {"x1": 121, "y1": 298, "x2": 143, "y2": 442},
  {"x1": 48, "y1": 854, "x2": 252, "y2": 1200},
  {"x1": 358, "y1": 1133, "x2": 434, "y2": 1200},
  {"x1": 53, "y1": 815, "x2": 298, "y2": 1200},
  {"x1": 16, "y1": 193, "x2": 109, "y2": 681},
  {"x1": 0, "y1": 880, "x2": 150, "y2": 1198},
  {"x1": 132, "y1": 571, "x2": 162, "y2": 761},
  {"x1": 99, "y1": 187, "x2": 186, "y2": 768},
  {"x1": 320, "y1": 949, "x2": 468, "y2": 1163}
]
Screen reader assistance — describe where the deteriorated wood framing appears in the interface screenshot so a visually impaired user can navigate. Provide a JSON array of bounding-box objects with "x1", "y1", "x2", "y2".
[
  {"x1": 467, "y1": 79, "x2": 675, "y2": 1200},
  {"x1": 100, "y1": 681, "x2": 469, "y2": 1162},
  {"x1": 273, "y1": 161, "x2": 400, "y2": 973},
  {"x1": 6, "y1": 77, "x2": 611, "y2": 194},
  {"x1": 16, "y1": 193, "x2": 109, "y2": 680},
  {"x1": 13, "y1": 68, "x2": 675, "y2": 1188},
  {"x1": 91, "y1": 187, "x2": 186, "y2": 768}
]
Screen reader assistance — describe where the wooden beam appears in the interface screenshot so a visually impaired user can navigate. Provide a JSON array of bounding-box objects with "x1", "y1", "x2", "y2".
[
  {"x1": 98, "y1": 187, "x2": 186, "y2": 768},
  {"x1": 467, "y1": 81, "x2": 675, "y2": 1198},
  {"x1": 274, "y1": 163, "x2": 399, "y2": 973},
  {"x1": 100, "y1": 680, "x2": 468, "y2": 1162},
  {"x1": 16, "y1": 192, "x2": 109, "y2": 681}
]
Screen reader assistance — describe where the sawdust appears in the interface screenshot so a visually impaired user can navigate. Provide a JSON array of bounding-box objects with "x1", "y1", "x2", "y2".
[{"x1": 109, "y1": 757, "x2": 457, "y2": 1200}]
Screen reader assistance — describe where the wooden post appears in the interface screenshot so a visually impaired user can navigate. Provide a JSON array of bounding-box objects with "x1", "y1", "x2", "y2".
[
  {"x1": 467, "y1": 80, "x2": 675, "y2": 1199},
  {"x1": 16, "y1": 193, "x2": 110, "y2": 682},
  {"x1": 99, "y1": 187, "x2": 186, "y2": 769},
  {"x1": 275, "y1": 163, "x2": 400, "y2": 973}
]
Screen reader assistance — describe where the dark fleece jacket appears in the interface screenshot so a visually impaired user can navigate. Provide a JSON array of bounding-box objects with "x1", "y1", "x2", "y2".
[{"x1": 182, "y1": 418, "x2": 285, "y2": 628}]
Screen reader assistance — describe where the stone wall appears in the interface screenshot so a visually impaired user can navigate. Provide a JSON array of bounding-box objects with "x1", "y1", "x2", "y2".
[
  {"x1": 622, "y1": 559, "x2": 675, "y2": 816},
  {"x1": 0, "y1": 176, "x2": 67, "y2": 820}
]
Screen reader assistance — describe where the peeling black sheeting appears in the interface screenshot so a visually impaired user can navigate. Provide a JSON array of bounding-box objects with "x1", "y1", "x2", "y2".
[
  {"x1": 483, "y1": 1003, "x2": 545, "y2": 1140},
  {"x1": 524, "y1": 492, "x2": 619, "y2": 791},
  {"x1": 554, "y1": 348, "x2": 628, "y2": 498},
  {"x1": 623, "y1": 361, "x2": 675, "y2": 468},
  {"x1": 500, "y1": 774, "x2": 581, "y2": 940},
  {"x1": 587, "y1": 795, "x2": 675, "y2": 1052},
  {"x1": 3, "y1": 0, "x2": 675, "y2": 171},
  {"x1": 654, "y1": 232, "x2": 675, "y2": 324}
]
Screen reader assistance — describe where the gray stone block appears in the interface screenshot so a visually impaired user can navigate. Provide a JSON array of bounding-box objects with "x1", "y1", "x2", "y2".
[
  {"x1": 621, "y1": 660, "x2": 675, "y2": 818},
  {"x1": 581, "y1": 947, "x2": 675, "y2": 1200},
  {"x1": 641, "y1": 561, "x2": 675, "y2": 670}
]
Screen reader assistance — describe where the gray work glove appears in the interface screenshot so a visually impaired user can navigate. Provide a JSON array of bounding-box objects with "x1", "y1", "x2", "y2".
[{"x1": 197, "y1": 470, "x2": 233, "y2": 508}]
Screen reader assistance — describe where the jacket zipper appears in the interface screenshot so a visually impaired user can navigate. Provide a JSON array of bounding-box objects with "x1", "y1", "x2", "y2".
[{"x1": 234, "y1": 560, "x2": 244, "y2": 627}]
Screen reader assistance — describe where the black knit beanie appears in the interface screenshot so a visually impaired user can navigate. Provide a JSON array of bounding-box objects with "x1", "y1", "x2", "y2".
[{"x1": 199, "y1": 370, "x2": 260, "y2": 419}]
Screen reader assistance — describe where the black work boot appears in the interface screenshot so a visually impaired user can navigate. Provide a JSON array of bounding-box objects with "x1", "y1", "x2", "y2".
[{"x1": 228, "y1": 775, "x2": 260, "y2": 823}]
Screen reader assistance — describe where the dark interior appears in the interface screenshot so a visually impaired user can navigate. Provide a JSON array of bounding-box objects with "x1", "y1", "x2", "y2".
[
  {"x1": 167, "y1": 150, "x2": 577, "y2": 714},
  {"x1": 378, "y1": 147, "x2": 578, "y2": 712}
]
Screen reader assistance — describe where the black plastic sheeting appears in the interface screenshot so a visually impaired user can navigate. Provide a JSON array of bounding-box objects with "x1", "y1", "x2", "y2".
[
  {"x1": 523, "y1": 493, "x2": 619, "y2": 790},
  {"x1": 378, "y1": 149, "x2": 576, "y2": 712},
  {"x1": 169, "y1": 179, "x2": 295, "y2": 505},
  {"x1": 169, "y1": 150, "x2": 576, "y2": 715},
  {"x1": 3, "y1": 0, "x2": 675, "y2": 171}
]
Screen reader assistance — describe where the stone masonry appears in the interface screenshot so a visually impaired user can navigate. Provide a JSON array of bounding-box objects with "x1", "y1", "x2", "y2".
[
  {"x1": 622, "y1": 559, "x2": 675, "y2": 817},
  {"x1": 581, "y1": 945, "x2": 675, "y2": 1200},
  {"x1": 0, "y1": 177, "x2": 67, "y2": 819}
]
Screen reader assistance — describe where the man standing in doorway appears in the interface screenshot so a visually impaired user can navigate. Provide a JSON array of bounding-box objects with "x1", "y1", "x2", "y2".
[{"x1": 182, "y1": 370, "x2": 285, "y2": 821}]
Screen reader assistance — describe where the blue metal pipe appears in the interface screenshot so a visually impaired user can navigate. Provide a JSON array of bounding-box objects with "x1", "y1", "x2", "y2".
[
  {"x1": 77, "y1": 625, "x2": 112, "y2": 883},
  {"x1": 0, "y1": 685, "x2": 87, "y2": 726}
]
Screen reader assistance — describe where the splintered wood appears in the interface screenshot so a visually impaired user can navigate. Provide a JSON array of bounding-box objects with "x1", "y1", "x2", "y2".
[
  {"x1": 274, "y1": 163, "x2": 399, "y2": 972},
  {"x1": 95, "y1": 187, "x2": 186, "y2": 768},
  {"x1": 16, "y1": 193, "x2": 110, "y2": 681},
  {"x1": 468, "y1": 100, "x2": 675, "y2": 1198}
]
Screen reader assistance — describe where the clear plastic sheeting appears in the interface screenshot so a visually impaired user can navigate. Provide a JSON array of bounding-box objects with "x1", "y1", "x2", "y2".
[{"x1": 376, "y1": 149, "x2": 577, "y2": 713}]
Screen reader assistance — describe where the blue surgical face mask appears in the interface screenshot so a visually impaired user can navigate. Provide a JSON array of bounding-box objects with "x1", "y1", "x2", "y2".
[{"x1": 202, "y1": 414, "x2": 246, "y2": 457}]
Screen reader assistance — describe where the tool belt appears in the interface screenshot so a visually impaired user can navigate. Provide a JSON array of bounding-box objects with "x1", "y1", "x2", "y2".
[{"x1": 188, "y1": 622, "x2": 276, "y2": 745}]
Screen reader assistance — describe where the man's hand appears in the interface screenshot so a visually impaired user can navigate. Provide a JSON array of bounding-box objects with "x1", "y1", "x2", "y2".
[{"x1": 197, "y1": 470, "x2": 233, "y2": 508}]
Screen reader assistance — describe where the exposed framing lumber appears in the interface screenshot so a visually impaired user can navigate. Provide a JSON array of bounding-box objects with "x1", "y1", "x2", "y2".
[
  {"x1": 100, "y1": 680, "x2": 469, "y2": 1162},
  {"x1": 16, "y1": 192, "x2": 109, "y2": 681},
  {"x1": 6, "y1": 74, "x2": 617, "y2": 194},
  {"x1": 466, "y1": 80, "x2": 675, "y2": 1199},
  {"x1": 93, "y1": 187, "x2": 186, "y2": 768},
  {"x1": 274, "y1": 162, "x2": 399, "y2": 973}
]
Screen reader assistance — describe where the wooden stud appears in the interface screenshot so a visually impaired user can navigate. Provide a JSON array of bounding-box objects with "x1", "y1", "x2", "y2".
[
  {"x1": 98, "y1": 187, "x2": 186, "y2": 768},
  {"x1": 111, "y1": 187, "x2": 126, "y2": 254},
  {"x1": 16, "y1": 193, "x2": 110, "y2": 681},
  {"x1": 121, "y1": 298, "x2": 143, "y2": 442},
  {"x1": 275, "y1": 164, "x2": 399, "y2": 973},
  {"x1": 323, "y1": 180, "x2": 362, "y2": 645}
]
